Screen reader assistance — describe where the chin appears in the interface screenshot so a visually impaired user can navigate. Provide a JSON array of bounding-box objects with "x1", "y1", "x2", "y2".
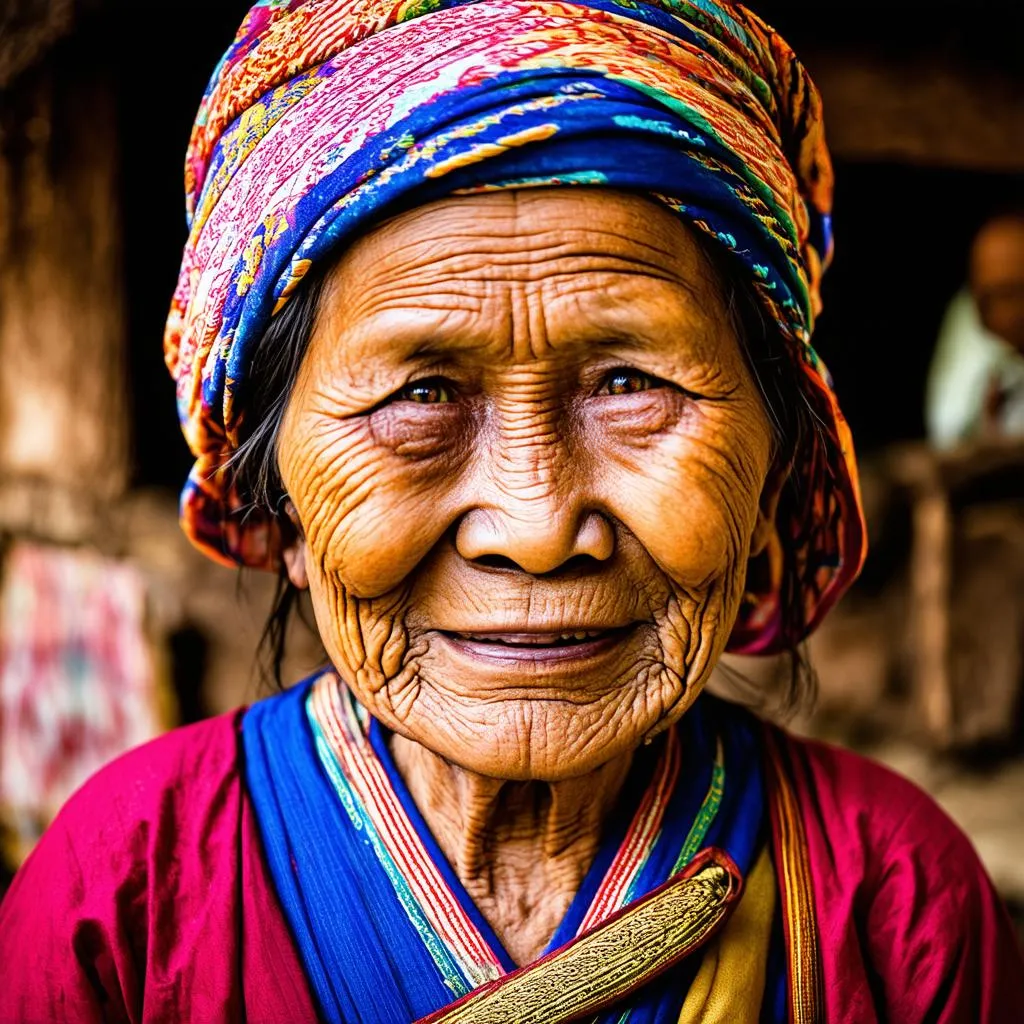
[{"x1": 410, "y1": 688, "x2": 681, "y2": 782}]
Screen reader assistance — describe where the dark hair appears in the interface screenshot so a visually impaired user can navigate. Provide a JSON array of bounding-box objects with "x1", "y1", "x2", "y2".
[
  {"x1": 711, "y1": 251, "x2": 821, "y2": 715},
  {"x1": 229, "y1": 270, "x2": 329, "y2": 691},
  {"x1": 229, "y1": 235, "x2": 818, "y2": 712}
]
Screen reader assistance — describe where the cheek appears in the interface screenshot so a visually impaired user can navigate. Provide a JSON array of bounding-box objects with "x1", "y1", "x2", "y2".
[
  {"x1": 590, "y1": 400, "x2": 771, "y2": 587},
  {"x1": 306, "y1": 568, "x2": 417, "y2": 686},
  {"x1": 278, "y1": 407, "x2": 471, "y2": 596}
]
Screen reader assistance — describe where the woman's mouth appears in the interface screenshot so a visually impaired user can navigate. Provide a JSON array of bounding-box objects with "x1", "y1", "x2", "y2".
[{"x1": 439, "y1": 626, "x2": 634, "y2": 664}]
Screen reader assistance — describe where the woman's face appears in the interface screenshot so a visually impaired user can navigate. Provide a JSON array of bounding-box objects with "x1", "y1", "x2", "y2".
[{"x1": 278, "y1": 188, "x2": 779, "y2": 780}]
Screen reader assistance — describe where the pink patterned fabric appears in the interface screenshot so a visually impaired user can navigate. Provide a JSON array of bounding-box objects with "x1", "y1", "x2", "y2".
[{"x1": 0, "y1": 542, "x2": 161, "y2": 866}]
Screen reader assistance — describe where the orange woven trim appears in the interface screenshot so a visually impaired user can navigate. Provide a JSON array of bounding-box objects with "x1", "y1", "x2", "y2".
[{"x1": 764, "y1": 727, "x2": 824, "y2": 1024}]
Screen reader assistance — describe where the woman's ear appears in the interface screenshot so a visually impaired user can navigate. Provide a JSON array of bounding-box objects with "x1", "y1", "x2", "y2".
[
  {"x1": 750, "y1": 458, "x2": 790, "y2": 558},
  {"x1": 280, "y1": 498, "x2": 310, "y2": 590}
]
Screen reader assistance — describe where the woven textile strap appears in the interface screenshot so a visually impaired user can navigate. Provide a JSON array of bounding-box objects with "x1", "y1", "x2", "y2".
[{"x1": 764, "y1": 727, "x2": 825, "y2": 1024}]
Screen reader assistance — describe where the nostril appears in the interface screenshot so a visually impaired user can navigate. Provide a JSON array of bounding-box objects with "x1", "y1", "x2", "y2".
[
  {"x1": 473, "y1": 554, "x2": 521, "y2": 571},
  {"x1": 471, "y1": 552, "x2": 603, "y2": 576}
]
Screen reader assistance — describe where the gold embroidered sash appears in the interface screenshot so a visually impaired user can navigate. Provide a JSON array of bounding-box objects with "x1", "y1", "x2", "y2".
[{"x1": 415, "y1": 848, "x2": 741, "y2": 1024}]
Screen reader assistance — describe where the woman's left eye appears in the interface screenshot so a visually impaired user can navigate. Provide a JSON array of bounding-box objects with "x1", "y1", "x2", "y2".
[
  {"x1": 601, "y1": 368, "x2": 656, "y2": 395},
  {"x1": 397, "y1": 379, "x2": 453, "y2": 404}
]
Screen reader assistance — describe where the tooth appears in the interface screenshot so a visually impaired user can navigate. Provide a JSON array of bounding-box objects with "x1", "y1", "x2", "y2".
[{"x1": 574, "y1": 632, "x2": 586, "y2": 640}]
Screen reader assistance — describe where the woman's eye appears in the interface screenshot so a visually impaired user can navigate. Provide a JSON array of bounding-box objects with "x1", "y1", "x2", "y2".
[
  {"x1": 602, "y1": 369, "x2": 655, "y2": 395},
  {"x1": 397, "y1": 379, "x2": 453, "y2": 404}
]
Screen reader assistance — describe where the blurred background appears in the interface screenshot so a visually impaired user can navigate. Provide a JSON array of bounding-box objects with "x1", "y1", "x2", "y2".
[{"x1": 0, "y1": 0, "x2": 1022, "y2": 936}]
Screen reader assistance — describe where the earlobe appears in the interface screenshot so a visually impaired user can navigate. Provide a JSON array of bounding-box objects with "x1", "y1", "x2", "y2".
[
  {"x1": 282, "y1": 542, "x2": 309, "y2": 590},
  {"x1": 281, "y1": 499, "x2": 310, "y2": 590}
]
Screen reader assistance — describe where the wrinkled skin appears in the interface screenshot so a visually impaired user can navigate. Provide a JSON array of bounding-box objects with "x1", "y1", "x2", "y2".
[{"x1": 277, "y1": 189, "x2": 781, "y2": 963}]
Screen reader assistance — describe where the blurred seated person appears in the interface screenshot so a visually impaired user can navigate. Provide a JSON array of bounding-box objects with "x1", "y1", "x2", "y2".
[{"x1": 926, "y1": 212, "x2": 1024, "y2": 448}]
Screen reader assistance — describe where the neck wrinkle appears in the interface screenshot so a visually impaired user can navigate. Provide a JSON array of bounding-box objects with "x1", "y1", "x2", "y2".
[{"x1": 389, "y1": 731, "x2": 635, "y2": 962}]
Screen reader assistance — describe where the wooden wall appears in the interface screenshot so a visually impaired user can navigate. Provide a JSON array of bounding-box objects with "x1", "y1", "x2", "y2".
[
  {"x1": 0, "y1": 11, "x2": 127, "y2": 543},
  {"x1": 810, "y1": 52, "x2": 1024, "y2": 172}
]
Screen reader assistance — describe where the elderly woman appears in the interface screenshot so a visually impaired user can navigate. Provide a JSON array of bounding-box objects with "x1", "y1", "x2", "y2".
[{"x1": 2, "y1": 0, "x2": 1023, "y2": 1021}]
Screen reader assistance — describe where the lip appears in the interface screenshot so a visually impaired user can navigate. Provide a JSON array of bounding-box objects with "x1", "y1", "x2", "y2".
[{"x1": 438, "y1": 625, "x2": 636, "y2": 665}]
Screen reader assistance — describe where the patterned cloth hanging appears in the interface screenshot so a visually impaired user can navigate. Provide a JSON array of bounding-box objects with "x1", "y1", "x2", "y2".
[{"x1": 0, "y1": 541, "x2": 165, "y2": 865}]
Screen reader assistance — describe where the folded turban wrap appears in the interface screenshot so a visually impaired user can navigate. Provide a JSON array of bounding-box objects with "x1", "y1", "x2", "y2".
[{"x1": 165, "y1": 0, "x2": 866, "y2": 654}]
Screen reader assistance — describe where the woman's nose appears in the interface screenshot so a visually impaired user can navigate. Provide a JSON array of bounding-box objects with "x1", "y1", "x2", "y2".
[{"x1": 455, "y1": 505, "x2": 615, "y2": 575}]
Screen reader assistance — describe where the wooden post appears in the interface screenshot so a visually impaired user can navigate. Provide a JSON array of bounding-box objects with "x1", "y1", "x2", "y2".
[
  {"x1": 887, "y1": 445, "x2": 955, "y2": 747},
  {"x1": 0, "y1": 27, "x2": 128, "y2": 543}
]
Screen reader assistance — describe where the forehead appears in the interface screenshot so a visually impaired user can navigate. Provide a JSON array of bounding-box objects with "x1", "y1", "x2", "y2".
[
  {"x1": 312, "y1": 188, "x2": 733, "y2": 358},
  {"x1": 344, "y1": 189, "x2": 707, "y2": 268}
]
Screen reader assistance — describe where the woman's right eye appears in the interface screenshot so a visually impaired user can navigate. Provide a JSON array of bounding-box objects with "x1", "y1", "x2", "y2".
[
  {"x1": 395, "y1": 379, "x2": 454, "y2": 404},
  {"x1": 600, "y1": 368, "x2": 657, "y2": 395}
]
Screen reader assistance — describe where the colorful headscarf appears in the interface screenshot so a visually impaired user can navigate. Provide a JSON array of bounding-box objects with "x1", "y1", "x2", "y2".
[{"x1": 165, "y1": 0, "x2": 865, "y2": 653}]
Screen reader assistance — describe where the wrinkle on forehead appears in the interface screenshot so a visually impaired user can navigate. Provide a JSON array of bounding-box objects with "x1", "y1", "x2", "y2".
[
  {"x1": 332, "y1": 190, "x2": 714, "y2": 298},
  {"x1": 310, "y1": 188, "x2": 731, "y2": 368},
  {"x1": 365, "y1": 188, "x2": 683, "y2": 259}
]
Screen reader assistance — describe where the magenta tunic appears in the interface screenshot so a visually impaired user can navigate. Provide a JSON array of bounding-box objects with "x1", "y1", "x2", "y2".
[{"x1": 1, "y1": 709, "x2": 1022, "y2": 1023}]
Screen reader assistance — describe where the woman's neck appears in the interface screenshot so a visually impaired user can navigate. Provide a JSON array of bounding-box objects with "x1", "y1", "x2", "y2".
[{"x1": 389, "y1": 733, "x2": 634, "y2": 966}]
